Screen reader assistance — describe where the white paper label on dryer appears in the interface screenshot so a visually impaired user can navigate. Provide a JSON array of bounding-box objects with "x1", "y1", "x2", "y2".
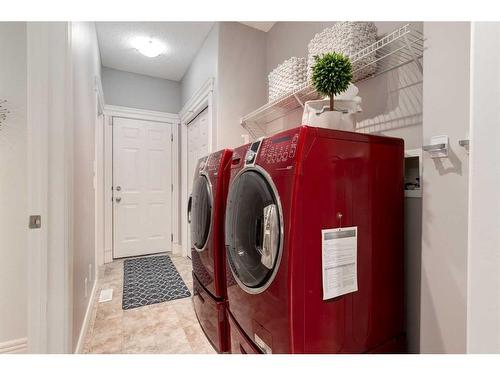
[{"x1": 321, "y1": 226, "x2": 358, "y2": 300}]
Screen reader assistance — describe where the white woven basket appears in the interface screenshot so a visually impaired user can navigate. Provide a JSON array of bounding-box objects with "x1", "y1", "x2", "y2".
[
  {"x1": 307, "y1": 22, "x2": 378, "y2": 82},
  {"x1": 268, "y1": 57, "x2": 307, "y2": 102}
]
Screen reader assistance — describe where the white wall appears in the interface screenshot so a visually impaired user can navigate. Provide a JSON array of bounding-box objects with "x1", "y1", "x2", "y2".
[
  {"x1": 0, "y1": 22, "x2": 28, "y2": 347},
  {"x1": 71, "y1": 21, "x2": 101, "y2": 351},
  {"x1": 216, "y1": 22, "x2": 267, "y2": 149},
  {"x1": 467, "y1": 22, "x2": 500, "y2": 353},
  {"x1": 181, "y1": 24, "x2": 219, "y2": 106},
  {"x1": 420, "y1": 22, "x2": 471, "y2": 353},
  {"x1": 102, "y1": 67, "x2": 181, "y2": 113}
]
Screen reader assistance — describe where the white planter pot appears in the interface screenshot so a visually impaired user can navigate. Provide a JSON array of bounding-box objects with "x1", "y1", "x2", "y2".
[{"x1": 306, "y1": 110, "x2": 356, "y2": 131}]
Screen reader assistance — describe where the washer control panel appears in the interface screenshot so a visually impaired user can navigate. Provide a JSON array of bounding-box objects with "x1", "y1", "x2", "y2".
[{"x1": 259, "y1": 132, "x2": 299, "y2": 166}]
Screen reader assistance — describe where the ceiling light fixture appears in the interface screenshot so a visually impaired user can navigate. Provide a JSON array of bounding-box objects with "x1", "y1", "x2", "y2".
[{"x1": 131, "y1": 36, "x2": 166, "y2": 58}]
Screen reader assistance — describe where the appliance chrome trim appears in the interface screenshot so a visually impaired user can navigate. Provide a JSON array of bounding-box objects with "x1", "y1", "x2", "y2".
[
  {"x1": 192, "y1": 171, "x2": 213, "y2": 253},
  {"x1": 226, "y1": 164, "x2": 285, "y2": 295},
  {"x1": 261, "y1": 204, "x2": 278, "y2": 269}
]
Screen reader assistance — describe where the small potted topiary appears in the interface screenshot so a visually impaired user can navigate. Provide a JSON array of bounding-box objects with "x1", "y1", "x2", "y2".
[{"x1": 310, "y1": 52, "x2": 353, "y2": 129}]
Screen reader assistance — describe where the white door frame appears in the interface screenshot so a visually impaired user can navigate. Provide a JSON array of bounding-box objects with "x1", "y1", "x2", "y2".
[
  {"x1": 179, "y1": 78, "x2": 216, "y2": 258},
  {"x1": 100, "y1": 105, "x2": 181, "y2": 262},
  {"x1": 27, "y1": 22, "x2": 73, "y2": 353},
  {"x1": 94, "y1": 76, "x2": 105, "y2": 269},
  {"x1": 466, "y1": 22, "x2": 500, "y2": 352}
]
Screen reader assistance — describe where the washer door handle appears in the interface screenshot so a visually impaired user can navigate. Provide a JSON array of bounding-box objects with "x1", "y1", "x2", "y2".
[
  {"x1": 261, "y1": 204, "x2": 279, "y2": 269},
  {"x1": 187, "y1": 195, "x2": 192, "y2": 224}
]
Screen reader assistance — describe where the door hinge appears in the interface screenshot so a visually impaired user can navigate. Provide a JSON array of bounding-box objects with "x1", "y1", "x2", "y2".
[
  {"x1": 171, "y1": 233, "x2": 173, "y2": 242},
  {"x1": 171, "y1": 133, "x2": 173, "y2": 142},
  {"x1": 171, "y1": 184, "x2": 173, "y2": 192}
]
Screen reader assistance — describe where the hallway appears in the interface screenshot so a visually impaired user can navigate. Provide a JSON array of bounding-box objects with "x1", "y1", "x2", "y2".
[{"x1": 82, "y1": 254, "x2": 215, "y2": 354}]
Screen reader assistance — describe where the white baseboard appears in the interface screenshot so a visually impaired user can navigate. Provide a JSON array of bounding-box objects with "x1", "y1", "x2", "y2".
[
  {"x1": 104, "y1": 249, "x2": 113, "y2": 264},
  {"x1": 74, "y1": 277, "x2": 98, "y2": 354},
  {"x1": 0, "y1": 338, "x2": 28, "y2": 354}
]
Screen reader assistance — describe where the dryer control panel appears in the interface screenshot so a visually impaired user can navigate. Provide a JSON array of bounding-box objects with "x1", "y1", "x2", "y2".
[
  {"x1": 259, "y1": 131, "x2": 300, "y2": 166},
  {"x1": 206, "y1": 150, "x2": 222, "y2": 172}
]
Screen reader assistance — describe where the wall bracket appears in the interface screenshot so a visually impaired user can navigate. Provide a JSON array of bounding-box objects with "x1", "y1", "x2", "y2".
[{"x1": 422, "y1": 135, "x2": 449, "y2": 158}]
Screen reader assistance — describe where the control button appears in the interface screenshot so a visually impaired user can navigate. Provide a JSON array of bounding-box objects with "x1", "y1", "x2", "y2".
[{"x1": 245, "y1": 150, "x2": 256, "y2": 164}]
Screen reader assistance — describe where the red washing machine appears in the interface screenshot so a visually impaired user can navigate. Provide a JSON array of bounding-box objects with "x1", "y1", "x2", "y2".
[
  {"x1": 188, "y1": 149, "x2": 233, "y2": 353},
  {"x1": 225, "y1": 126, "x2": 405, "y2": 354}
]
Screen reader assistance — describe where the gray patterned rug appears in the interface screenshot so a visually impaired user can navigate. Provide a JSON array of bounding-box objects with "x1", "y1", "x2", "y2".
[{"x1": 122, "y1": 255, "x2": 191, "y2": 310}]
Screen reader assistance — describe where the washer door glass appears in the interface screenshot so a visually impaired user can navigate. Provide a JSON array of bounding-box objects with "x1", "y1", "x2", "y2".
[
  {"x1": 225, "y1": 170, "x2": 281, "y2": 289},
  {"x1": 190, "y1": 175, "x2": 212, "y2": 250}
]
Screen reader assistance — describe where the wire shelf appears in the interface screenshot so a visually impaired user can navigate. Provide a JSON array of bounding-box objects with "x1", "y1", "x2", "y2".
[{"x1": 241, "y1": 23, "x2": 424, "y2": 139}]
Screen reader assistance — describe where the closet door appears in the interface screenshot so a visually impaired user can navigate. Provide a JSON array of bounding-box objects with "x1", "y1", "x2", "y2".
[{"x1": 186, "y1": 107, "x2": 209, "y2": 256}]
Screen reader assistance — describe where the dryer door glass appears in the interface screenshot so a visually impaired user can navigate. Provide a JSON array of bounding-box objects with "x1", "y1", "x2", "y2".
[
  {"x1": 225, "y1": 170, "x2": 281, "y2": 289},
  {"x1": 190, "y1": 175, "x2": 212, "y2": 250}
]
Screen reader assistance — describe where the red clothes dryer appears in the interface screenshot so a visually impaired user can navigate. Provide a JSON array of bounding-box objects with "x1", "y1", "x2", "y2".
[
  {"x1": 189, "y1": 148, "x2": 233, "y2": 353},
  {"x1": 225, "y1": 126, "x2": 405, "y2": 354}
]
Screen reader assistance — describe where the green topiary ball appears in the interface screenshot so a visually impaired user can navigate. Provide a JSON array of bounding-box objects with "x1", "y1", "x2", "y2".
[{"x1": 311, "y1": 52, "x2": 353, "y2": 99}]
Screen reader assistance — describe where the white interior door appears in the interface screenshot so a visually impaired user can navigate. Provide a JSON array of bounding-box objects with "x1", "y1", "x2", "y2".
[
  {"x1": 113, "y1": 117, "x2": 172, "y2": 258},
  {"x1": 186, "y1": 108, "x2": 209, "y2": 256}
]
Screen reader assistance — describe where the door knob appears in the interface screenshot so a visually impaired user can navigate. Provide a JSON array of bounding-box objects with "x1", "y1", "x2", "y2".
[
  {"x1": 115, "y1": 197, "x2": 122, "y2": 203},
  {"x1": 116, "y1": 186, "x2": 121, "y2": 191}
]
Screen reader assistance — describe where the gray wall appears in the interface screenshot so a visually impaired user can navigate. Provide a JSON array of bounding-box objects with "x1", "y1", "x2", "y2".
[
  {"x1": 360, "y1": 23, "x2": 423, "y2": 354},
  {"x1": 420, "y1": 22, "x2": 470, "y2": 353},
  {"x1": 356, "y1": 22, "x2": 423, "y2": 149},
  {"x1": 266, "y1": 22, "x2": 336, "y2": 74},
  {"x1": 180, "y1": 24, "x2": 219, "y2": 106},
  {"x1": 266, "y1": 21, "x2": 423, "y2": 146},
  {"x1": 216, "y1": 22, "x2": 267, "y2": 149},
  {"x1": 357, "y1": 25, "x2": 423, "y2": 354},
  {"x1": 179, "y1": 22, "x2": 267, "y2": 149},
  {"x1": 0, "y1": 21, "x2": 28, "y2": 345},
  {"x1": 102, "y1": 67, "x2": 181, "y2": 113}
]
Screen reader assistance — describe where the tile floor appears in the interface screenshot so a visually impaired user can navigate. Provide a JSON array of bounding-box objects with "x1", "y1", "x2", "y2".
[{"x1": 82, "y1": 253, "x2": 216, "y2": 354}]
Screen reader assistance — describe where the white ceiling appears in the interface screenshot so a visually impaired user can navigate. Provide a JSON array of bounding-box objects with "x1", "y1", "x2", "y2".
[
  {"x1": 240, "y1": 22, "x2": 276, "y2": 32},
  {"x1": 96, "y1": 22, "x2": 214, "y2": 81}
]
